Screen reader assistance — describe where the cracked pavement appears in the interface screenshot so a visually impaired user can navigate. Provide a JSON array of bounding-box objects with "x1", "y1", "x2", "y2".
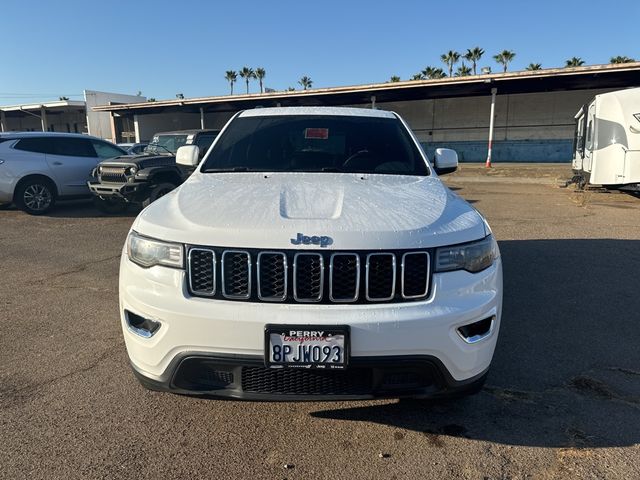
[{"x1": 1, "y1": 164, "x2": 639, "y2": 479}]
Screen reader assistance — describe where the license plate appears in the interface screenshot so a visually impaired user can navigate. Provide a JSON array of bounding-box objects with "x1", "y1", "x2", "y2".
[{"x1": 264, "y1": 325, "x2": 349, "y2": 369}]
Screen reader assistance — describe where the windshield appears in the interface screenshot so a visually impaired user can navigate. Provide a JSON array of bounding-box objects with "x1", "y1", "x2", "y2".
[
  {"x1": 200, "y1": 115, "x2": 429, "y2": 175},
  {"x1": 145, "y1": 134, "x2": 189, "y2": 155}
]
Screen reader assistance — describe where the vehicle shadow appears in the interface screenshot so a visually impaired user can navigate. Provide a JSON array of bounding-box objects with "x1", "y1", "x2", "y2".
[
  {"x1": 311, "y1": 239, "x2": 640, "y2": 448},
  {"x1": 36, "y1": 199, "x2": 140, "y2": 218}
]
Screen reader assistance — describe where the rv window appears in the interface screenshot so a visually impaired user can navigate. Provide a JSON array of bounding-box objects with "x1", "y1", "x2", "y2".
[
  {"x1": 586, "y1": 120, "x2": 593, "y2": 149},
  {"x1": 574, "y1": 117, "x2": 585, "y2": 156}
]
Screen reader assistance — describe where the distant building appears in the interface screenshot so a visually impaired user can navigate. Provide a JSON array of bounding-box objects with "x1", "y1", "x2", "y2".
[
  {"x1": 92, "y1": 64, "x2": 640, "y2": 162},
  {"x1": 0, "y1": 90, "x2": 145, "y2": 142}
]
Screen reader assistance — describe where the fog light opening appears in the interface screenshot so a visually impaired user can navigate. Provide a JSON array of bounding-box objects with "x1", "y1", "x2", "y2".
[
  {"x1": 126, "y1": 310, "x2": 161, "y2": 338},
  {"x1": 457, "y1": 316, "x2": 495, "y2": 344}
]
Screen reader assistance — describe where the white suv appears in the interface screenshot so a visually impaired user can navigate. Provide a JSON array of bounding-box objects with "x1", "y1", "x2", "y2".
[
  {"x1": 120, "y1": 107, "x2": 502, "y2": 400},
  {"x1": 0, "y1": 132, "x2": 126, "y2": 214}
]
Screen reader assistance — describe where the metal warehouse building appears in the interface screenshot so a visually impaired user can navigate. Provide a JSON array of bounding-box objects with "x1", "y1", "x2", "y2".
[
  {"x1": 0, "y1": 90, "x2": 145, "y2": 139},
  {"x1": 93, "y1": 63, "x2": 640, "y2": 162}
]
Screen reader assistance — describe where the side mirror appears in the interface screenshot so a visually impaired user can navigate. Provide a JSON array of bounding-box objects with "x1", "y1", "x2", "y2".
[
  {"x1": 176, "y1": 145, "x2": 200, "y2": 167},
  {"x1": 433, "y1": 148, "x2": 458, "y2": 175}
]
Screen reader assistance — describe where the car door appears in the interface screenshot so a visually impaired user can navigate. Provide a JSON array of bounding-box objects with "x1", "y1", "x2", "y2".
[{"x1": 45, "y1": 137, "x2": 100, "y2": 196}]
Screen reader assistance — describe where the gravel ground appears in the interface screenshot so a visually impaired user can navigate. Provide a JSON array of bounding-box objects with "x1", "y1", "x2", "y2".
[{"x1": 1, "y1": 164, "x2": 639, "y2": 479}]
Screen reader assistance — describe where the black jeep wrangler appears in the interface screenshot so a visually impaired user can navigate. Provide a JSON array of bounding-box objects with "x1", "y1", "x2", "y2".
[{"x1": 88, "y1": 129, "x2": 219, "y2": 212}]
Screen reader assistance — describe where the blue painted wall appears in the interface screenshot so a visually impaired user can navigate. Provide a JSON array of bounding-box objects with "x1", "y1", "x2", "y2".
[{"x1": 421, "y1": 139, "x2": 573, "y2": 163}]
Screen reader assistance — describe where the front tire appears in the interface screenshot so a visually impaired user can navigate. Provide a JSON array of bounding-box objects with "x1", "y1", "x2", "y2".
[
  {"x1": 15, "y1": 178, "x2": 56, "y2": 215},
  {"x1": 141, "y1": 182, "x2": 176, "y2": 208},
  {"x1": 93, "y1": 196, "x2": 128, "y2": 214}
]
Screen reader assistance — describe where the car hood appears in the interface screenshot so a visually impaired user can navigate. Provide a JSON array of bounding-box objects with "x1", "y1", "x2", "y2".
[
  {"x1": 99, "y1": 154, "x2": 175, "y2": 168},
  {"x1": 133, "y1": 173, "x2": 486, "y2": 250}
]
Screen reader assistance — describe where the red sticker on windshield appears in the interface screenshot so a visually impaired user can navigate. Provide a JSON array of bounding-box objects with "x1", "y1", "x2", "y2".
[{"x1": 304, "y1": 128, "x2": 329, "y2": 139}]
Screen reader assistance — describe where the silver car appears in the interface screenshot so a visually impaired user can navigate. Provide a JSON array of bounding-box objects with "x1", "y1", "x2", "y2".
[{"x1": 0, "y1": 132, "x2": 126, "y2": 214}]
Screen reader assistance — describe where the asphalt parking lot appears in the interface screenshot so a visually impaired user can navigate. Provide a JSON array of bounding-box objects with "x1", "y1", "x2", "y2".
[{"x1": 1, "y1": 164, "x2": 639, "y2": 479}]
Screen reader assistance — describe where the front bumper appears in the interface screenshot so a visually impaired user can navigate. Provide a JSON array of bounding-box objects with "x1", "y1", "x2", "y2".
[
  {"x1": 131, "y1": 352, "x2": 489, "y2": 401},
  {"x1": 88, "y1": 180, "x2": 144, "y2": 202},
  {"x1": 120, "y1": 254, "x2": 502, "y2": 399}
]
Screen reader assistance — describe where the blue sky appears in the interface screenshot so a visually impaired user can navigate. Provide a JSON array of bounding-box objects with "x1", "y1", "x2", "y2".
[{"x1": 1, "y1": 0, "x2": 637, "y2": 104}]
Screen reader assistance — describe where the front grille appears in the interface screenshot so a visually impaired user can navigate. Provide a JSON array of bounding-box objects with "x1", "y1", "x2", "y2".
[
  {"x1": 187, "y1": 246, "x2": 431, "y2": 304},
  {"x1": 98, "y1": 166, "x2": 127, "y2": 183},
  {"x1": 241, "y1": 366, "x2": 373, "y2": 395}
]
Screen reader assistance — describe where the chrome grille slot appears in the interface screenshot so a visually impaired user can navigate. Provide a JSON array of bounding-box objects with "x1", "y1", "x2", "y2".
[
  {"x1": 257, "y1": 252, "x2": 287, "y2": 301},
  {"x1": 366, "y1": 253, "x2": 396, "y2": 301},
  {"x1": 188, "y1": 248, "x2": 216, "y2": 296},
  {"x1": 330, "y1": 253, "x2": 360, "y2": 302},
  {"x1": 293, "y1": 253, "x2": 323, "y2": 302},
  {"x1": 221, "y1": 251, "x2": 251, "y2": 299},
  {"x1": 401, "y1": 252, "x2": 430, "y2": 299}
]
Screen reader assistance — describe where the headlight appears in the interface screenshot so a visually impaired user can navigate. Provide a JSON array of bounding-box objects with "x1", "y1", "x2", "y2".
[
  {"x1": 126, "y1": 166, "x2": 138, "y2": 175},
  {"x1": 435, "y1": 235, "x2": 499, "y2": 273},
  {"x1": 126, "y1": 231, "x2": 184, "y2": 269}
]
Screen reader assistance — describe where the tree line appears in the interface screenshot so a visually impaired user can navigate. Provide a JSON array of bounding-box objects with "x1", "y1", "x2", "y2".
[
  {"x1": 224, "y1": 67, "x2": 313, "y2": 95},
  {"x1": 389, "y1": 50, "x2": 636, "y2": 82}
]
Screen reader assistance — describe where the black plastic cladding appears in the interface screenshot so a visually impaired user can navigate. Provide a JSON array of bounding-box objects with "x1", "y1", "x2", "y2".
[{"x1": 186, "y1": 246, "x2": 433, "y2": 304}]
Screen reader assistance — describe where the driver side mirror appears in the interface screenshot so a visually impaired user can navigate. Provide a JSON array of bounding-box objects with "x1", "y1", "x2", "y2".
[
  {"x1": 433, "y1": 148, "x2": 458, "y2": 175},
  {"x1": 176, "y1": 145, "x2": 200, "y2": 167}
]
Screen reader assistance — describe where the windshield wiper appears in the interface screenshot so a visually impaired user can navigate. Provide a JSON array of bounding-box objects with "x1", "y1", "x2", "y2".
[{"x1": 202, "y1": 166, "x2": 249, "y2": 173}]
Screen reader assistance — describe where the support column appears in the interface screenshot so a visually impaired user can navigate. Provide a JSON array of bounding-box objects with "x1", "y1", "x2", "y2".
[
  {"x1": 133, "y1": 114, "x2": 141, "y2": 143},
  {"x1": 486, "y1": 88, "x2": 497, "y2": 168},
  {"x1": 371, "y1": 95, "x2": 376, "y2": 109},
  {"x1": 108, "y1": 112, "x2": 118, "y2": 143},
  {"x1": 200, "y1": 107, "x2": 205, "y2": 129},
  {"x1": 0, "y1": 110, "x2": 6, "y2": 132},
  {"x1": 40, "y1": 106, "x2": 48, "y2": 132}
]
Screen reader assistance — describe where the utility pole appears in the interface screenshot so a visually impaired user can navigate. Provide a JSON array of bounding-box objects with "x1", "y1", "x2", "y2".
[{"x1": 486, "y1": 87, "x2": 497, "y2": 168}]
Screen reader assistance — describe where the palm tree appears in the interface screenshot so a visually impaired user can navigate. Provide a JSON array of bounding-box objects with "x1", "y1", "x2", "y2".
[
  {"x1": 526, "y1": 63, "x2": 542, "y2": 71},
  {"x1": 464, "y1": 47, "x2": 484, "y2": 75},
  {"x1": 255, "y1": 67, "x2": 266, "y2": 93},
  {"x1": 610, "y1": 55, "x2": 635, "y2": 64},
  {"x1": 298, "y1": 76, "x2": 313, "y2": 90},
  {"x1": 224, "y1": 70, "x2": 238, "y2": 95},
  {"x1": 493, "y1": 50, "x2": 516, "y2": 72},
  {"x1": 422, "y1": 67, "x2": 446, "y2": 79},
  {"x1": 565, "y1": 57, "x2": 585, "y2": 67},
  {"x1": 239, "y1": 67, "x2": 255, "y2": 94},
  {"x1": 455, "y1": 63, "x2": 472, "y2": 77},
  {"x1": 411, "y1": 73, "x2": 425, "y2": 80},
  {"x1": 389, "y1": 75, "x2": 401, "y2": 82},
  {"x1": 441, "y1": 50, "x2": 461, "y2": 76}
]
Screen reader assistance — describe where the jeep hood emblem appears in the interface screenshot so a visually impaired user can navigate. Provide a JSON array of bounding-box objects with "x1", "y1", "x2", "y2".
[{"x1": 290, "y1": 233, "x2": 333, "y2": 248}]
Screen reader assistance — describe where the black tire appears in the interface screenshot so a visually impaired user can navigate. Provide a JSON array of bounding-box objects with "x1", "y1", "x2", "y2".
[
  {"x1": 93, "y1": 196, "x2": 128, "y2": 214},
  {"x1": 142, "y1": 182, "x2": 177, "y2": 208},
  {"x1": 14, "y1": 177, "x2": 56, "y2": 215}
]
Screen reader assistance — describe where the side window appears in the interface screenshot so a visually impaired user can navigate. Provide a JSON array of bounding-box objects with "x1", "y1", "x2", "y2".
[
  {"x1": 52, "y1": 137, "x2": 96, "y2": 157},
  {"x1": 195, "y1": 134, "x2": 216, "y2": 157},
  {"x1": 14, "y1": 137, "x2": 53, "y2": 154},
  {"x1": 586, "y1": 120, "x2": 593, "y2": 149},
  {"x1": 92, "y1": 140, "x2": 125, "y2": 159}
]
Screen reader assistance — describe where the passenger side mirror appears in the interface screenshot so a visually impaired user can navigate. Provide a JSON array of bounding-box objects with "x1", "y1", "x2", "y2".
[
  {"x1": 433, "y1": 148, "x2": 458, "y2": 175},
  {"x1": 176, "y1": 145, "x2": 200, "y2": 167}
]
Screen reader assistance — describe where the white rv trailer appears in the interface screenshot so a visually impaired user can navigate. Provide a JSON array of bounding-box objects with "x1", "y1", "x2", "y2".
[{"x1": 572, "y1": 87, "x2": 640, "y2": 190}]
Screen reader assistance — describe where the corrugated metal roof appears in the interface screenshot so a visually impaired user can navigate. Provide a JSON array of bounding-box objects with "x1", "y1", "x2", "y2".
[{"x1": 91, "y1": 62, "x2": 640, "y2": 114}]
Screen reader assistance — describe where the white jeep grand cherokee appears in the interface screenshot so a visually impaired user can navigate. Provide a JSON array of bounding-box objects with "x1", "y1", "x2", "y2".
[{"x1": 120, "y1": 107, "x2": 502, "y2": 400}]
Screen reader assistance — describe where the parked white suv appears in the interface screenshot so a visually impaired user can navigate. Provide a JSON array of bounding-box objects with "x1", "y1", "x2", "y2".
[
  {"x1": 120, "y1": 107, "x2": 502, "y2": 400},
  {"x1": 0, "y1": 132, "x2": 126, "y2": 214}
]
